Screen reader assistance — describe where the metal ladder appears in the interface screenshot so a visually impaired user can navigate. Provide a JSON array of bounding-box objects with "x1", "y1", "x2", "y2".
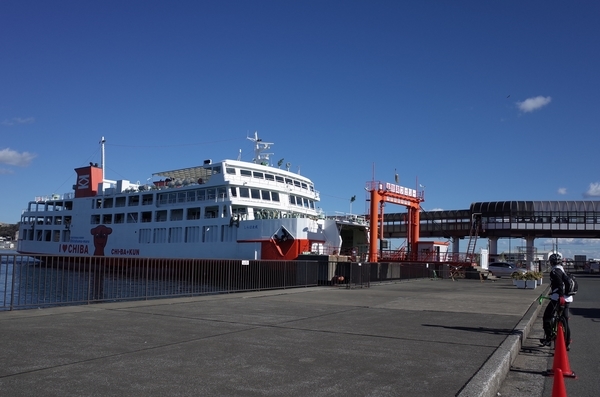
[{"x1": 465, "y1": 214, "x2": 481, "y2": 262}]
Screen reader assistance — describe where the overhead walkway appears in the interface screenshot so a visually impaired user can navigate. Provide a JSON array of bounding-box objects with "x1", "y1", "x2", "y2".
[{"x1": 381, "y1": 200, "x2": 600, "y2": 259}]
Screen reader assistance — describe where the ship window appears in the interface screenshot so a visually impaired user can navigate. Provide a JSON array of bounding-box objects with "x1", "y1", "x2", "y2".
[
  {"x1": 104, "y1": 198, "x2": 114, "y2": 208},
  {"x1": 202, "y1": 225, "x2": 217, "y2": 242},
  {"x1": 226, "y1": 167, "x2": 236, "y2": 175},
  {"x1": 309, "y1": 200, "x2": 315, "y2": 209},
  {"x1": 271, "y1": 192, "x2": 280, "y2": 202},
  {"x1": 102, "y1": 214, "x2": 112, "y2": 224},
  {"x1": 139, "y1": 228, "x2": 151, "y2": 243},
  {"x1": 294, "y1": 180, "x2": 301, "y2": 187},
  {"x1": 91, "y1": 215, "x2": 100, "y2": 224},
  {"x1": 205, "y1": 206, "x2": 218, "y2": 219},
  {"x1": 127, "y1": 212, "x2": 138, "y2": 223},
  {"x1": 177, "y1": 192, "x2": 186, "y2": 203},
  {"x1": 253, "y1": 172, "x2": 264, "y2": 179},
  {"x1": 128, "y1": 196, "x2": 139, "y2": 206},
  {"x1": 261, "y1": 190, "x2": 271, "y2": 200},
  {"x1": 285, "y1": 178, "x2": 293, "y2": 185},
  {"x1": 142, "y1": 194, "x2": 153, "y2": 205},
  {"x1": 153, "y1": 228, "x2": 167, "y2": 243},
  {"x1": 232, "y1": 206, "x2": 247, "y2": 217},
  {"x1": 168, "y1": 193, "x2": 176, "y2": 204},
  {"x1": 169, "y1": 227, "x2": 182, "y2": 243},
  {"x1": 309, "y1": 184, "x2": 314, "y2": 192},
  {"x1": 265, "y1": 174, "x2": 275, "y2": 181},
  {"x1": 53, "y1": 230, "x2": 60, "y2": 242},
  {"x1": 187, "y1": 191, "x2": 196, "y2": 202},
  {"x1": 54, "y1": 216, "x2": 62, "y2": 225},
  {"x1": 187, "y1": 207, "x2": 201, "y2": 220},
  {"x1": 230, "y1": 187, "x2": 237, "y2": 197},
  {"x1": 217, "y1": 187, "x2": 227, "y2": 199},
  {"x1": 276, "y1": 176, "x2": 284, "y2": 183},
  {"x1": 197, "y1": 189, "x2": 206, "y2": 201},
  {"x1": 156, "y1": 210, "x2": 167, "y2": 222},
  {"x1": 212, "y1": 166, "x2": 221, "y2": 174},
  {"x1": 301, "y1": 183, "x2": 307, "y2": 189},
  {"x1": 251, "y1": 189, "x2": 260, "y2": 199},
  {"x1": 115, "y1": 213, "x2": 125, "y2": 224},
  {"x1": 44, "y1": 230, "x2": 52, "y2": 242},
  {"x1": 303, "y1": 198, "x2": 309, "y2": 208},
  {"x1": 289, "y1": 196, "x2": 296, "y2": 205},
  {"x1": 95, "y1": 199, "x2": 102, "y2": 209},
  {"x1": 171, "y1": 209, "x2": 183, "y2": 221},
  {"x1": 239, "y1": 187, "x2": 249, "y2": 198},
  {"x1": 116, "y1": 197, "x2": 126, "y2": 207},
  {"x1": 240, "y1": 169, "x2": 252, "y2": 177},
  {"x1": 185, "y1": 226, "x2": 200, "y2": 243},
  {"x1": 141, "y1": 211, "x2": 152, "y2": 222},
  {"x1": 45, "y1": 216, "x2": 52, "y2": 225},
  {"x1": 207, "y1": 188, "x2": 216, "y2": 200}
]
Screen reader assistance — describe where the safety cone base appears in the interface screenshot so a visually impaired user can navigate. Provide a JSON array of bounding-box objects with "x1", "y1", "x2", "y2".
[
  {"x1": 546, "y1": 368, "x2": 577, "y2": 379},
  {"x1": 546, "y1": 323, "x2": 577, "y2": 379}
]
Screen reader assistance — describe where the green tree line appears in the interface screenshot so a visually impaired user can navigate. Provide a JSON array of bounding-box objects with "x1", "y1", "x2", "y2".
[{"x1": 0, "y1": 223, "x2": 19, "y2": 239}]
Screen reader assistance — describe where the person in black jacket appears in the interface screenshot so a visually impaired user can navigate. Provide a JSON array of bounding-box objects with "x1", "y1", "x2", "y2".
[{"x1": 540, "y1": 253, "x2": 573, "y2": 349}]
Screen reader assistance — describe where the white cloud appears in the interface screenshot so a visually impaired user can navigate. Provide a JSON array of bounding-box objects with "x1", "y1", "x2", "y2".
[
  {"x1": 0, "y1": 168, "x2": 14, "y2": 174},
  {"x1": 517, "y1": 96, "x2": 552, "y2": 113},
  {"x1": 0, "y1": 148, "x2": 36, "y2": 166},
  {"x1": 583, "y1": 182, "x2": 600, "y2": 197},
  {"x1": 558, "y1": 187, "x2": 567, "y2": 195},
  {"x1": 1, "y1": 117, "x2": 35, "y2": 126}
]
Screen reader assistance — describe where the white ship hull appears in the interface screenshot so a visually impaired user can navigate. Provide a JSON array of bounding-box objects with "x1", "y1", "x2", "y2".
[{"x1": 18, "y1": 134, "x2": 365, "y2": 260}]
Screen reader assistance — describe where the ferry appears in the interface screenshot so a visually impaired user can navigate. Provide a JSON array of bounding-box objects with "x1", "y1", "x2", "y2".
[{"x1": 17, "y1": 133, "x2": 368, "y2": 260}]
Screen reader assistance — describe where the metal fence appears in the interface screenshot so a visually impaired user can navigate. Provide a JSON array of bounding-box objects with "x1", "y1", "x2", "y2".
[
  {"x1": 1, "y1": 254, "x2": 319, "y2": 311},
  {"x1": 1, "y1": 253, "x2": 455, "y2": 311}
]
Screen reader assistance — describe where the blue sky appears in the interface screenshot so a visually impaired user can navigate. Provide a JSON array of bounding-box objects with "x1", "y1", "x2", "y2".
[{"x1": 1, "y1": 1, "x2": 599, "y2": 258}]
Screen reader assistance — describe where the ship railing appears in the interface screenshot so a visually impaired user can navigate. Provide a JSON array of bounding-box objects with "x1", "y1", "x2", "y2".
[{"x1": 327, "y1": 212, "x2": 369, "y2": 225}]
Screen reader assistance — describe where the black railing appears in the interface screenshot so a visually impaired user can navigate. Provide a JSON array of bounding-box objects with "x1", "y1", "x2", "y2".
[
  {"x1": 330, "y1": 261, "x2": 450, "y2": 288},
  {"x1": 1, "y1": 254, "x2": 457, "y2": 310},
  {"x1": 1, "y1": 254, "x2": 319, "y2": 310}
]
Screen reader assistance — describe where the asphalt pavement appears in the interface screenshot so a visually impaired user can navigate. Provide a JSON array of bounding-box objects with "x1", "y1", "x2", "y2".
[
  {"x1": 498, "y1": 273, "x2": 600, "y2": 397},
  {"x1": 1, "y1": 277, "x2": 550, "y2": 397}
]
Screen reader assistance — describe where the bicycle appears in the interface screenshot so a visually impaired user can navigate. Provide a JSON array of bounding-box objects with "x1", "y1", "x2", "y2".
[{"x1": 537, "y1": 294, "x2": 569, "y2": 349}]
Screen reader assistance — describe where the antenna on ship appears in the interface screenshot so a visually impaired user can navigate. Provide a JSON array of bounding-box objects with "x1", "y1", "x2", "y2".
[
  {"x1": 100, "y1": 136, "x2": 106, "y2": 182},
  {"x1": 247, "y1": 131, "x2": 273, "y2": 166}
]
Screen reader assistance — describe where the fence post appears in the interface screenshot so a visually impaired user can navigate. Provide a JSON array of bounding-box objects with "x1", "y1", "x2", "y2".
[{"x1": 10, "y1": 256, "x2": 16, "y2": 311}]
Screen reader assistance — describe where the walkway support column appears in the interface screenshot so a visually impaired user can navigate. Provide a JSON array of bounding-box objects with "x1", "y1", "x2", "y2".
[
  {"x1": 452, "y1": 237, "x2": 460, "y2": 259},
  {"x1": 488, "y1": 237, "x2": 499, "y2": 261},
  {"x1": 525, "y1": 236, "x2": 536, "y2": 271}
]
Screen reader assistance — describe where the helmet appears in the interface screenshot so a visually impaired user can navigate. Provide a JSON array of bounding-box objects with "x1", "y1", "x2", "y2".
[{"x1": 549, "y1": 253, "x2": 562, "y2": 266}]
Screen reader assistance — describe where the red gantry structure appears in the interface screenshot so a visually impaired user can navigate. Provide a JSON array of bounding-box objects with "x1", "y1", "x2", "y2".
[{"x1": 366, "y1": 180, "x2": 425, "y2": 262}]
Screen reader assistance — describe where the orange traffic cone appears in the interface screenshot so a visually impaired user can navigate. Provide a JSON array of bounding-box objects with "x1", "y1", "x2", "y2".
[
  {"x1": 548, "y1": 324, "x2": 577, "y2": 378},
  {"x1": 551, "y1": 368, "x2": 567, "y2": 397}
]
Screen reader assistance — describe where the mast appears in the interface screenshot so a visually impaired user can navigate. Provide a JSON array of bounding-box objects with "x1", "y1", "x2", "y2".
[
  {"x1": 100, "y1": 136, "x2": 106, "y2": 182},
  {"x1": 247, "y1": 131, "x2": 273, "y2": 166}
]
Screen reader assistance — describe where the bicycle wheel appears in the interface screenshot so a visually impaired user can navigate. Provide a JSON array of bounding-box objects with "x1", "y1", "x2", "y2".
[{"x1": 558, "y1": 317, "x2": 569, "y2": 348}]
